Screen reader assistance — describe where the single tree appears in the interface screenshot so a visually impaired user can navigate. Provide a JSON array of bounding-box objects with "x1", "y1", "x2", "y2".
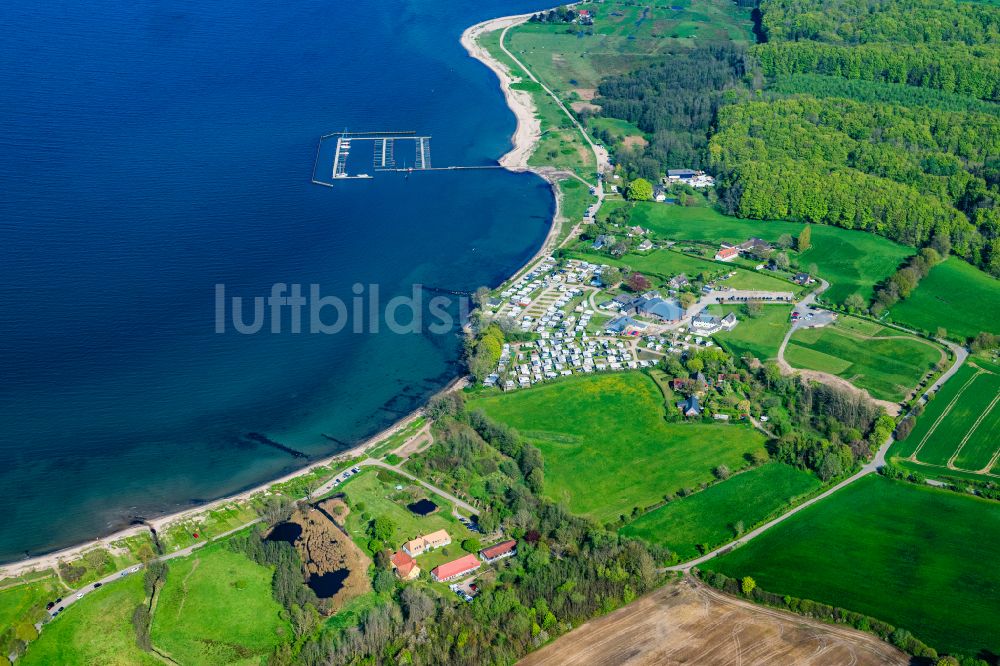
[
  {"x1": 627, "y1": 272, "x2": 651, "y2": 292},
  {"x1": 625, "y1": 178, "x2": 653, "y2": 201},
  {"x1": 797, "y1": 226, "x2": 811, "y2": 252},
  {"x1": 741, "y1": 576, "x2": 756, "y2": 596}
]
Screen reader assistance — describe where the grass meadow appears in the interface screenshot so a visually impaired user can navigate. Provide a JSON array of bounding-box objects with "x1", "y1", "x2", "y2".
[
  {"x1": 468, "y1": 372, "x2": 767, "y2": 522},
  {"x1": 709, "y1": 304, "x2": 792, "y2": 361},
  {"x1": 0, "y1": 572, "x2": 66, "y2": 644},
  {"x1": 889, "y1": 257, "x2": 1000, "y2": 340},
  {"x1": 615, "y1": 202, "x2": 914, "y2": 303},
  {"x1": 20, "y1": 576, "x2": 160, "y2": 666},
  {"x1": 621, "y1": 463, "x2": 820, "y2": 560},
  {"x1": 784, "y1": 317, "x2": 941, "y2": 402},
  {"x1": 704, "y1": 475, "x2": 1000, "y2": 658},
  {"x1": 150, "y1": 543, "x2": 289, "y2": 665}
]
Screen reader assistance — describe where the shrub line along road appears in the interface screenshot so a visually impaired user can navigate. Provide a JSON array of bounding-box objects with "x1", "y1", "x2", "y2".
[{"x1": 668, "y1": 281, "x2": 969, "y2": 572}]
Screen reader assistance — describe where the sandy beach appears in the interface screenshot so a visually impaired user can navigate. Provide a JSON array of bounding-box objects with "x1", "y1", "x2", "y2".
[
  {"x1": 461, "y1": 13, "x2": 540, "y2": 170},
  {"x1": 2, "y1": 12, "x2": 560, "y2": 583}
]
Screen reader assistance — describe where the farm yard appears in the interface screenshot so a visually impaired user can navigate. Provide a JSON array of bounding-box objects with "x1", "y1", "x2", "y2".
[
  {"x1": 468, "y1": 372, "x2": 767, "y2": 523},
  {"x1": 708, "y1": 304, "x2": 792, "y2": 361},
  {"x1": 519, "y1": 578, "x2": 909, "y2": 666},
  {"x1": 783, "y1": 317, "x2": 942, "y2": 403},
  {"x1": 893, "y1": 361, "x2": 1000, "y2": 477},
  {"x1": 339, "y1": 469, "x2": 477, "y2": 571},
  {"x1": 889, "y1": 257, "x2": 1000, "y2": 340},
  {"x1": 613, "y1": 201, "x2": 914, "y2": 303},
  {"x1": 620, "y1": 463, "x2": 820, "y2": 561},
  {"x1": 703, "y1": 475, "x2": 1000, "y2": 659}
]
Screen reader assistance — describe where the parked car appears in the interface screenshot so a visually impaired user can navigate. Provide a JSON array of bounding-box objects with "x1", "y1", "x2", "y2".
[
  {"x1": 93, "y1": 582, "x2": 102, "y2": 588},
  {"x1": 46, "y1": 601, "x2": 55, "y2": 610}
]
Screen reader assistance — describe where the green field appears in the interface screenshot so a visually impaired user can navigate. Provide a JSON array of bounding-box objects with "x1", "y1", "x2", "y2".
[
  {"x1": 705, "y1": 475, "x2": 1000, "y2": 658},
  {"x1": 21, "y1": 576, "x2": 160, "y2": 666},
  {"x1": 340, "y1": 469, "x2": 477, "y2": 569},
  {"x1": 709, "y1": 304, "x2": 792, "y2": 361},
  {"x1": 621, "y1": 463, "x2": 820, "y2": 560},
  {"x1": 893, "y1": 362, "x2": 1000, "y2": 476},
  {"x1": 614, "y1": 202, "x2": 914, "y2": 303},
  {"x1": 785, "y1": 317, "x2": 941, "y2": 402},
  {"x1": 506, "y1": 0, "x2": 754, "y2": 94},
  {"x1": 468, "y1": 372, "x2": 767, "y2": 522},
  {"x1": 0, "y1": 573, "x2": 66, "y2": 642},
  {"x1": 150, "y1": 544, "x2": 289, "y2": 665},
  {"x1": 890, "y1": 257, "x2": 1000, "y2": 340}
]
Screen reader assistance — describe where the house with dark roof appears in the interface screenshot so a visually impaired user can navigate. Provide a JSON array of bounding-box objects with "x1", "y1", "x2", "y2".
[
  {"x1": 676, "y1": 394, "x2": 702, "y2": 417},
  {"x1": 668, "y1": 273, "x2": 689, "y2": 289},
  {"x1": 593, "y1": 234, "x2": 615, "y2": 250},
  {"x1": 633, "y1": 297, "x2": 684, "y2": 322},
  {"x1": 793, "y1": 272, "x2": 816, "y2": 285},
  {"x1": 667, "y1": 169, "x2": 696, "y2": 180}
]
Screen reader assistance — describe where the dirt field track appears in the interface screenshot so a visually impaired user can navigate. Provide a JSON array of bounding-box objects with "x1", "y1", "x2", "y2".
[{"x1": 519, "y1": 578, "x2": 908, "y2": 666}]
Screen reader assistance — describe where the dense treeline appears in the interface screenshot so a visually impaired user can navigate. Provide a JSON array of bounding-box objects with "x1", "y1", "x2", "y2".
[
  {"x1": 710, "y1": 96, "x2": 1000, "y2": 272},
  {"x1": 591, "y1": 44, "x2": 751, "y2": 176},
  {"x1": 758, "y1": 0, "x2": 1000, "y2": 45},
  {"x1": 752, "y1": 42, "x2": 1000, "y2": 101},
  {"x1": 766, "y1": 74, "x2": 1000, "y2": 117},
  {"x1": 289, "y1": 406, "x2": 665, "y2": 665}
]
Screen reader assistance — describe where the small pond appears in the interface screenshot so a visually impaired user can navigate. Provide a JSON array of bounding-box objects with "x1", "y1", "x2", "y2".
[
  {"x1": 407, "y1": 499, "x2": 438, "y2": 516},
  {"x1": 266, "y1": 522, "x2": 302, "y2": 544},
  {"x1": 307, "y1": 569, "x2": 350, "y2": 598}
]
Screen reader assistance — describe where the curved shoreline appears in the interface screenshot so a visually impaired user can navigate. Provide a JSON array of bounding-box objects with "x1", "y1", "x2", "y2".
[{"x1": 1, "y1": 12, "x2": 562, "y2": 579}]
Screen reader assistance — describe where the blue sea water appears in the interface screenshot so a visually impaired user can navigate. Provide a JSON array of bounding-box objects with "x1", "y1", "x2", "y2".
[{"x1": 0, "y1": 0, "x2": 554, "y2": 561}]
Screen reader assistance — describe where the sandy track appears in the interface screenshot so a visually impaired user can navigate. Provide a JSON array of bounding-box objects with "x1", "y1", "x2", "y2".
[{"x1": 519, "y1": 579, "x2": 908, "y2": 666}]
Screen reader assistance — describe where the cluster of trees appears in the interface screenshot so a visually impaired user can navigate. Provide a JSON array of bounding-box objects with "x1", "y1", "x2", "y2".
[
  {"x1": 753, "y1": 42, "x2": 1000, "y2": 102},
  {"x1": 289, "y1": 407, "x2": 665, "y2": 665},
  {"x1": 710, "y1": 95, "x2": 1000, "y2": 273},
  {"x1": 766, "y1": 74, "x2": 1000, "y2": 117},
  {"x1": 758, "y1": 0, "x2": 1000, "y2": 46},
  {"x1": 871, "y1": 245, "x2": 945, "y2": 313},
  {"x1": 592, "y1": 44, "x2": 751, "y2": 178},
  {"x1": 527, "y1": 6, "x2": 580, "y2": 24},
  {"x1": 699, "y1": 570, "x2": 949, "y2": 661},
  {"x1": 464, "y1": 323, "x2": 504, "y2": 383}
]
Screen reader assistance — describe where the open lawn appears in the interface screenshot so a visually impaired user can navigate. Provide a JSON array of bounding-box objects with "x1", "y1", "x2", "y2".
[
  {"x1": 613, "y1": 202, "x2": 913, "y2": 303},
  {"x1": 893, "y1": 361, "x2": 1000, "y2": 477},
  {"x1": 709, "y1": 304, "x2": 792, "y2": 361},
  {"x1": 0, "y1": 572, "x2": 66, "y2": 642},
  {"x1": 889, "y1": 257, "x2": 1000, "y2": 340},
  {"x1": 785, "y1": 317, "x2": 941, "y2": 402},
  {"x1": 21, "y1": 576, "x2": 160, "y2": 666},
  {"x1": 705, "y1": 475, "x2": 1000, "y2": 658},
  {"x1": 150, "y1": 543, "x2": 288, "y2": 665},
  {"x1": 468, "y1": 372, "x2": 767, "y2": 522},
  {"x1": 621, "y1": 463, "x2": 820, "y2": 561},
  {"x1": 339, "y1": 469, "x2": 476, "y2": 567},
  {"x1": 506, "y1": 0, "x2": 754, "y2": 94}
]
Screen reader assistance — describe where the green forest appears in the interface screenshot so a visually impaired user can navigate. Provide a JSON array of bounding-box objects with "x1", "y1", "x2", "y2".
[{"x1": 588, "y1": 0, "x2": 1000, "y2": 280}]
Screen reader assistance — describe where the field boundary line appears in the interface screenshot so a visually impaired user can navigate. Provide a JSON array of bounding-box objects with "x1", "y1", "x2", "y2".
[
  {"x1": 946, "y1": 390, "x2": 1000, "y2": 470},
  {"x1": 909, "y1": 370, "x2": 982, "y2": 461}
]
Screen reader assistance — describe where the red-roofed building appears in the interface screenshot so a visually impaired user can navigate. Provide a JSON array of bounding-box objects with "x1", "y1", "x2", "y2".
[
  {"x1": 390, "y1": 550, "x2": 420, "y2": 581},
  {"x1": 715, "y1": 246, "x2": 739, "y2": 262},
  {"x1": 480, "y1": 540, "x2": 517, "y2": 563},
  {"x1": 430, "y1": 554, "x2": 481, "y2": 582}
]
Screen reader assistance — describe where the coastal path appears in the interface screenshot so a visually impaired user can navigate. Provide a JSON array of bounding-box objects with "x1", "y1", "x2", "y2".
[{"x1": 497, "y1": 22, "x2": 610, "y2": 179}]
